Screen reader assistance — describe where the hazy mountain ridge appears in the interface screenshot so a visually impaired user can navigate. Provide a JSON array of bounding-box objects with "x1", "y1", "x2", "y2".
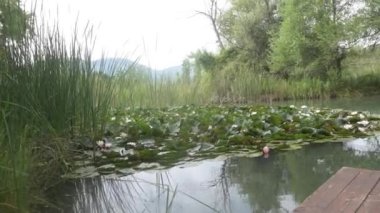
[{"x1": 93, "y1": 58, "x2": 182, "y2": 77}]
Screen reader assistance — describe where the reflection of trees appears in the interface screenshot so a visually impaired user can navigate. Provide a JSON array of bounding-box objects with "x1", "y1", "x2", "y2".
[
  {"x1": 286, "y1": 142, "x2": 380, "y2": 202},
  {"x1": 224, "y1": 138, "x2": 380, "y2": 212},
  {"x1": 209, "y1": 161, "x2": 232, "y2": 213},
  {"x1": 48, "y1": 136, "x2": 380, "y2": 212},
  {"x1": 225, "y1": 156, "x2": 284, "y2": 212}
]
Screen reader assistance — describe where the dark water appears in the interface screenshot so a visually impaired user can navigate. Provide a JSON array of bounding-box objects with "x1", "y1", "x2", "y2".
[{"x1": 48, "y1": 96, "x2": 380, "y2": 213}]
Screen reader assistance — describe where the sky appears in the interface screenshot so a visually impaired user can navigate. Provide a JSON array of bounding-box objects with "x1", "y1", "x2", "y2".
[{"x1": 24, "y1": 0, "x2": 228, "y2": 69}]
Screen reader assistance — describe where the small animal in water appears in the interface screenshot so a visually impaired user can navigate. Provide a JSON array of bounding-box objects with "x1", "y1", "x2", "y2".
[{"x1": 262, "y1": 145, "x2": 270, "y2": 154}]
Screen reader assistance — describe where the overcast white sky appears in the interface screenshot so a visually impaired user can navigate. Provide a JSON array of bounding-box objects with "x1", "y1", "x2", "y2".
[{"x1": 25, "y1": 0, "x2": 228, "y2": 69}]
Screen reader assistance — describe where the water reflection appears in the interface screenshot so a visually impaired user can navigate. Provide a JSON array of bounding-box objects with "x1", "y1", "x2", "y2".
[
  {"x1": 54, "y1": 135, "x2": 380, "y2": 213},
  {"x1": 343, "y1": 135, "x2": 380, "y2": 155},
  {"x1": 277, "y1": 95, "x2": 380, "y2": 114}
]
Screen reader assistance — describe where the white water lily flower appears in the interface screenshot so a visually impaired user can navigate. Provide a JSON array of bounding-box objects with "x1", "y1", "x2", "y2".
[
  {"x1": 301, "y1": 105, "x2": 307, "y2": 109},
  {"x1": 126, "y1": 117, "x2": 133, "y2": 123},
  {"x1": 262, "y1": 130, "x2": 272, "y2": 136},
  {"x1": 289, "y1": 105, "x2": 295, "y2": 108},
  {"x1": 315, "y1": 109, "x2": 320, "y2": 113},
  {"x1": 125, "y1": 149, "x2": 135, "y2": 156},
  {"x1": 357, "y1": 120, "x2": 369, "y2": 126},
  {"x1": 343, "y1": 124, "x2": 353, "y2": 130},
  {"x1": 350, "y1": 111, "x2": 358, "y2": 115},
  {"x1": 111, "y1": 116, "x2": 116, "y2": 121},
  {"x1": 208, "y1": 125, "x2": 213, "y2": 130},
  {"x1": 251, "y1": 111, "x2": 257, "y2": 115},
  {"x1": 358, "y1": 127, "x2": 366, "y2": 132},
  {"x1": 231, "y1": 124, "x2": 238, "y2": 128},
  {"x1": 119, "y1": 148, "x2": 127, "y2": 156},
  {"x1": 317, "y1": 159, "x2": 325, "y2": 164},
  {"x1": 359, "y1": 114, "x2": 365, "y2": 119},
  {"x1": 96, "y1": 140, "x2": 104, "y2": 147},
  {"x1": 120, "y1": 132, "x2": 127, "y2": 138},
  {"x1": 104, "y1": 142, "x2": 112, "y2": 149},
  {"x1": 127, "y1": 142, "x2": 137, "y2": 147}
]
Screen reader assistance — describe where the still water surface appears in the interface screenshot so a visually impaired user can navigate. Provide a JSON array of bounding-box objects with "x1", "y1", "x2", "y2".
[{"x1": 51, "y1": 96, "x2": 380, "y2": 213}]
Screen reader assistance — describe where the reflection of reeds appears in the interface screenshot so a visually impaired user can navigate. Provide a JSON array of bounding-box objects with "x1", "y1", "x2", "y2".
[
  {"x1": 70, "y1": 172, "x2": 219, "y2": 213},
  {"x1": 73, "y1": 177, "x2": 138, "y2": 213}
]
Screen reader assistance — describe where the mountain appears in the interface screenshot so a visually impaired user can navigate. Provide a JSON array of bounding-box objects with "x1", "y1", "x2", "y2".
[
  {"x1": 92, "y1": 58, "x2": 149, "y2": 73},
  {"x1": 93, "y1": 58, "x2": 182, "y2": 78},
  {"x1": 157, "y1": 65, "x2": 182, "y2": 78}
]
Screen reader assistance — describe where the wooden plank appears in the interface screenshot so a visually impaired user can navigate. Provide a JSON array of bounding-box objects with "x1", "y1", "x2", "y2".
[
  {"x1": 324, "y1": 169, "x2": 380, "y2": 213},
  {"x1": 294, "y1": 167, "x2": 360, "y2": 213},
  {"x1": 357, "y1": 172, "x2": 380, "y2": 213}
]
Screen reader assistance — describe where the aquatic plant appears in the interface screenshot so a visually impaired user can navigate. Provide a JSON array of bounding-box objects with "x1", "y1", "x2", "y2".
[
  {"x1": 66, "y1": 105, "x2": 380, "y2": 178},
  {"x1": 0, "y1": 11, "x2": 131, "y2": 213}
]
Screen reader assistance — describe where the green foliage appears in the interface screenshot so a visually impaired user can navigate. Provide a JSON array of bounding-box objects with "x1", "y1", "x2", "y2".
[
  {"x1": 67, "y1": 105, "x2": 380, "y2": 179},
  {"x1": 270, "y1": 0, "x2": 347, "y2": 78},
  {"x1": 0, "y1": 3, "x2": 124, "y2": 211},
  {"x1": 0, "y1": 0, "x2": 30, "y2": 42},
  {"x1": 192, "y1": 0, "x2": 380, "y2": 81},
  {"x1": 269, "y1": 0, "x2": 303, "y2": 78},
  {"x1": 219, "y1": 0, "x2": 278, "y2": 70}
]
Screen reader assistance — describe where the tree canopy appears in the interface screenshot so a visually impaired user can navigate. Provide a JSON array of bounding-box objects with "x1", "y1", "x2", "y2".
[{"x1": 185, "y1": 0, "x2": 380, "y2": 79}]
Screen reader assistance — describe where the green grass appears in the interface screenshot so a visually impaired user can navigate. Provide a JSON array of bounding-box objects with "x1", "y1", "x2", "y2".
[
  {"x1": 112, "y1": 47, "x2": 380, "y2": 108},
  {"x1": 0, "y1": 18, "x2": 129, "y2": 213}
]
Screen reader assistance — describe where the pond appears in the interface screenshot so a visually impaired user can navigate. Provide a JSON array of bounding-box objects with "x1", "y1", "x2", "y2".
[
  {"x1": 46, "y1": 96, "x2": 380, "y2": 213},
  {"x1": 277, "y1": 95, "x2": 380, "y2": 114}
]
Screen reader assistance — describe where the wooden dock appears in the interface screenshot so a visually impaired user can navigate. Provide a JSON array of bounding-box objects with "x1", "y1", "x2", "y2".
[{"x1": 294, "y1": 167, "x2": 380, "y2": 213}]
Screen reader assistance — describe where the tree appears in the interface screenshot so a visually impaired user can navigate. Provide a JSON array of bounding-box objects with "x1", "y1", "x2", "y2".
[
  {"x1": 181, "y1": 58, "x2": 192, "y2": 84},
  {"x1": 218, "y1": 0, "x2": 279, "y2": 71},
  {"x1": 0, "y1": 0, "x2": 30, "y2": 46},
  {"x1": 269, "y1": 0, "x2": 369, "y2": 78},
  {"x1": 358, "y1": 0, "x2": 380, "y2": 50},
  {"x1": 0, "y1": 0, "x2": 31, "y2": 68},
  {"x1": 197, "y1": 0, "x2": 225, "y2": 49}
]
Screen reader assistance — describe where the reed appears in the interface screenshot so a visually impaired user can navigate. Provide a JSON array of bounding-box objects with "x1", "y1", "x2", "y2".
[{"x1": 0, "y1": 13, "x2": 129, "y2": 212}]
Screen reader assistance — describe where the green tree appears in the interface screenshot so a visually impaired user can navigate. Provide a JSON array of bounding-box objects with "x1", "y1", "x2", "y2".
[
  {"x1": 0, "y1": 0, "x2": 30, "y2": 45},
  {"x1": 269, "y1": 0, "x2": 376, "y2": 78},
  {"x1": 268, "y1": 0, "x2": 304, "y2": 78},
  {"x1": 358, "y1": 0, "x2": 380, "y2": 50},
  {"x1": 0, "y1": 0, "x2": 31, "y2": 67},
  {"x1": 219, "y1": 0, "x2": 279, "y2": 71},
  {"x1": 181, "y1": 58, "x2": 192, "y2": 84}
]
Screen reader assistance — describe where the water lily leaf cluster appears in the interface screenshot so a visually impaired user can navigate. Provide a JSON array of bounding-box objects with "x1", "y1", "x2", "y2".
[
  {"x1": 67, "y1": 105, "x2": 380, "y2": 178},
  {"x1": 110, "y1": 105, "x2": 379, "y2": 144}
]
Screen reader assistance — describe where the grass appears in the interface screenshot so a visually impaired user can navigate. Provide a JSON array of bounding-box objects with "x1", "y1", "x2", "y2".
[
  {"x1": 0, "y1": 15, "x2": 130, "y2": 213},
  {"x1": 113, "y1": 70, "x2": 334, "y2": 107},
  {"x1": 112, "y1": 47, "x2": 380, "y2": 108}
]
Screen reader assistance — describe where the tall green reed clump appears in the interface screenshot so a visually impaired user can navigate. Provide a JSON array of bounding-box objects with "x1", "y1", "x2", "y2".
[
  {"x1": 202, "y1": 69, "x2": 332, "y2": 104},
  {"x1": 0, "y1": 19, "x2": 124, "y2": 213},
  {"x1": 113, "y1": 47, "x2": 380, "y2": 108},
  {"x1": 336, "y1": 48, "x2": 380, "y2": 96},
  {"x1": 113, "y1": 67, "x2": 334, "y2": 108},
  {"x1": 114, "y1": 68, "x2": 213, "y2": 108}
]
